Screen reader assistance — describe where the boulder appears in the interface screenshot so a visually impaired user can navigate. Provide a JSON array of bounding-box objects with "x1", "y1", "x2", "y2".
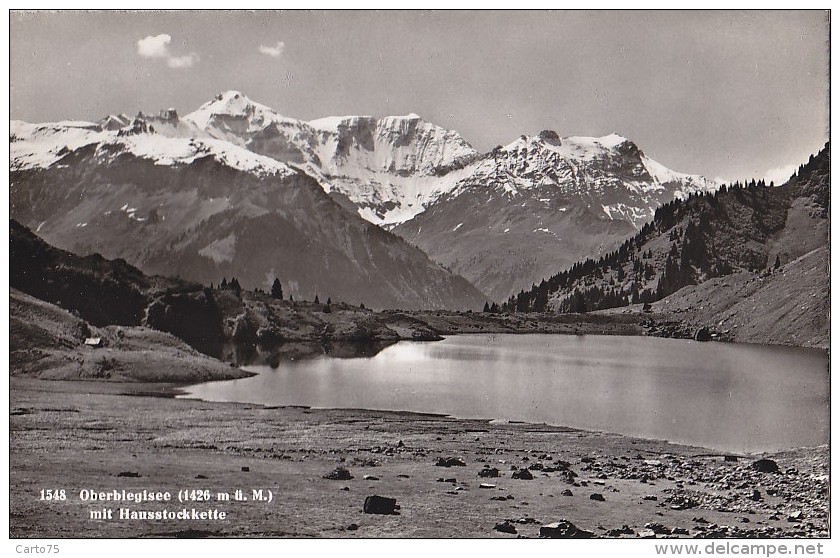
[
  {"x1": 605, "y1": 525, "x2": 635, "y2": 536},
  {"x1": 561, "y1": 489, "x2": 573, "y2": 496},
  {"x1": 645, "y1": 522, "x2": 670, "y2": 535},
  {"x1": 694, "y1": 327, "x2": 712, "y2": 342},
  {"x1": 479, "y1": 467, "x2": 500, "y2": 478},
  {"x1": 436, "y1": 457, "x2": 466, "y2": 467},
  {"x1": 671, "y1": 527, "x2": 690, "y2": 535},
  {"x1": 751, "y1": 459, "x2": 780, "y2": 474},
  {"x1": 512, "y1": 468, "x2": 534, "y2": 480},
  {"x1": 363, "y1": 495, "x2": 398, "y2": 515},
  {"x1": 590, "y1": 493, "x2": 605, "y2": 502},
  {"x1": 324, "y1": 466, "x2": 353, "y2": 480},
  {"x1": 494, "y1": 521, "x2": 518, "y2": 534},
  {"x1": 540, "y1": 520, "x2": 594, "y2": 539}
]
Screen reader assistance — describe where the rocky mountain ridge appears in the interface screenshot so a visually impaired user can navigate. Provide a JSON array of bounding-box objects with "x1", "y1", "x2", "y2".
[
  {"x1": 10, "y1": 124, "x2": 486, "y2": 310},
  {"x1": 12, "y1": 90, "x2": 721, "y2": 303}
]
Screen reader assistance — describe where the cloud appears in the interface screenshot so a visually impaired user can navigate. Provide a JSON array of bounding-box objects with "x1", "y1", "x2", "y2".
[
  {"x1": 137, "y1": 34, "x2": 172, "y2": 58},
  {"x1": 763, "y1": 163, "x2": 798, "y2": 185},
  {"x1": 137, "y1": 33, "x2": 198, "y2": 69},
  {"x1": 259, "y1": 41, "x2": 285, "y2": 58},
  {"x1": 167, "y1": 53, "x2": 199, "y2": 68}
]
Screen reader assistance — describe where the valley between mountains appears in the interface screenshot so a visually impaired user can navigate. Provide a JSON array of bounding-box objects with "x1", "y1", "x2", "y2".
[{"x1": 10, "y1": 91, "x2": 828, "y2": 356}]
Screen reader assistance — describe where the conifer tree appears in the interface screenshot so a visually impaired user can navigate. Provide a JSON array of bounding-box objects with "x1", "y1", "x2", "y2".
[{"x1": 271, "y1": 278, "x2": 283, "y2": 300}]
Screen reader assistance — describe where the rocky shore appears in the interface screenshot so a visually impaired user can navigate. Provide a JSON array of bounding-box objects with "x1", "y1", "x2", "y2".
[{"x1": 10, "y1": 377, "x2": 828, "y2": 539}]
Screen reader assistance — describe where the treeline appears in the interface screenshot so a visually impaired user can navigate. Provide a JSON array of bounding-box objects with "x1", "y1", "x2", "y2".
[{"x1": 210, "y1": 276, "x2": 344, "y2": 312}]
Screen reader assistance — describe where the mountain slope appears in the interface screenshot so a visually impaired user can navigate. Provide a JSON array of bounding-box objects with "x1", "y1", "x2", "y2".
[
  {"x1": 393, "y1": 131, "x2": 718, "y2": 300},
  {"x1": 9, "y1": 124, "x2": 486, "y2": 310},
  {"x1": 11, "y1": 91, "x2": 720, "y2": 306},
  {"x1": 505, "y1": 142, "x2": 829, "y2": 348},
  {"x1": 181, "y1": 91, "x2": 480, "y2": 225},
  {"x1": 641, "y1": 246, "x2": 829, "y2": 348}
]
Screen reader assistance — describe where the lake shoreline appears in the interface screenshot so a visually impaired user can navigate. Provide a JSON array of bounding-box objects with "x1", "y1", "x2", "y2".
[
  {"x1": 186, "y1": 334, "x2": 830, "y2": 455},
  {"x1": 10, "y1": 375, "x2": 829, "y2": 538}
]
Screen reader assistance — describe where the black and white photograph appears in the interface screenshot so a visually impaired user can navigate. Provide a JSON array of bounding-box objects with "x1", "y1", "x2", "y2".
[{"x1": 6, "y1": 8, "x2": 832, "y2": 547}]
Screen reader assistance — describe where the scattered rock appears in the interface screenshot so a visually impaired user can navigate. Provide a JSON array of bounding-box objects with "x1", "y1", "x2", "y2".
[
  {"x1": 436, "y1": 457, "x2": 466, "y2": 467},
  {"x1": 324, "y1": 467, "x2": 353, "y2": 480},
  {"x1": 240, "y1": 466, "x2": 249, "y2": 473},
  {"x1": 749, "y1": 489, "x2": 762, "y2": 501},
  {"x1": 540, "y1": 520, "x2": 594, "y2": 539},
  {"x1": 512, "y1": 468, "x2": 533, "y2": 480},
  {"x1": 787, "y1": 511, "x2": 803, "y2": 522},
  {"x1": 666, "y1": 494, "x2": 698, "y2": 510},
  {"x1": 195, "y1": 474, "x2": 208, "y2": 479},
  {"x1": 479, "y1": 467, "x2": 500, "y2": 478},
  {"x1": 363, "y1": 495, "x2": 398, "y2": 515},
  {"x1": 645, "y1": 522, "x2": 670, "y2": 535},
  {"x1": 490, "y1": 496, "x2": 508, "y2": 501},
  {"x1": 117, "y1": 471, "x2": 140, "y2": 478},
  {"x1": 724, "y1": 455, "x2": 739, "y2": 462},
  {"x1": 643, "y1": 495, "x2": 658, "y2": 501},
  {"x1": 606, "y1": 524, "x2": 635, "y2": 536},
  {"x1": 751, "y1": 459, "x2": 780, "y2": 474},
  {"x1": 363, "y1": 475, "x2": 379, "y2": 481},
  {"x1": 494, "y1": 521, "x2": 517, "y2": 534},
  {"x1": 561, "y1": 489, "x2": 573, "y2": 496},
  {"x1": 637, "y1": 529, "x2": 657, "y2": 539},
  {"x1": 347, "y1": 523, "x2": 359, "y2": 531},
  {"x1": 510, "y1": 517, "x2": 540, "y2": 525},
  {"x1": 671, "y1": 527, "x2": 690, "y2": 535},
  {"x1": 589, "y1": 493, "x2": 605, "y2": 502},
  {"x1": 479, "y1": 483, "x2": 496, "y2": 489},
  {"x1": 694, "y1": 327, "x2": 712, "y2": 342}
]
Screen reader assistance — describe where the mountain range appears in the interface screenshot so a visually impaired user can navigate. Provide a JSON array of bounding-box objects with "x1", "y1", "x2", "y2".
[{"x1": 11, "y1": 91, "x2": 720, "y2": 307}]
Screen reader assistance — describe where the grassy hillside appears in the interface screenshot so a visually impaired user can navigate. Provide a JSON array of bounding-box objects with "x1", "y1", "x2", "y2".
[{"x1": 10, "y1": 288, "x2": 249, "y2": 382}]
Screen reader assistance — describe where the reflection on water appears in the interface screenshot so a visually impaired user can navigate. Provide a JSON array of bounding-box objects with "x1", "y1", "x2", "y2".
[{"x1": 181, "y1": 334, "x2": 829, "y2": 453}]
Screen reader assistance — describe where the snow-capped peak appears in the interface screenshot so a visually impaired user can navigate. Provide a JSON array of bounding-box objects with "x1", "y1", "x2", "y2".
[
  {"x1": 598, "y1": 132, "x2": 631, "y2": 148},
  {"x1": 10, "y1": 118, "x2": 296, "y2": 179},
  {"x1": 184, "y1": 90, "x2": 295, "y2": 130}
]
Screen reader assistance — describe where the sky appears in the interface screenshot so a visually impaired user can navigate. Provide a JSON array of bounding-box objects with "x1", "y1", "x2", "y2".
[{"x1": 10, "y1": 10, "x2": 830, "y2": 184}]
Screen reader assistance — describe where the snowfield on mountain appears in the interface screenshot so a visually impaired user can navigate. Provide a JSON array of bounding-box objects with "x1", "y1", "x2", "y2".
[{"x1": 11, "y1": 90, "x2": 719, "y2": 302}]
